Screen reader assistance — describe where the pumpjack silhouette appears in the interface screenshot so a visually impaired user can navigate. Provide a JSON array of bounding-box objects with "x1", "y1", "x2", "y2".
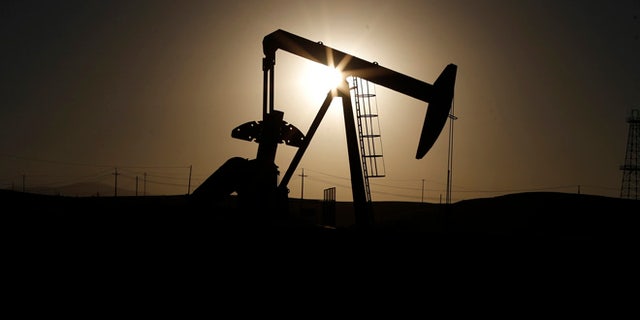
[{"x1": 192, "y1": 29, "x2": 457, "y2": 227}]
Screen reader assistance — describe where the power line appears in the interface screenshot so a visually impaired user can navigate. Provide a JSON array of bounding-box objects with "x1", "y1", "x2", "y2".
[{"x1": 2, "y1": 152, "x2": 621, "y2": 199}]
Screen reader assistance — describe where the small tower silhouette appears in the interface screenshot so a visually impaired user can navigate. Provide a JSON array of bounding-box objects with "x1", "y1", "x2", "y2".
[{"x1": 620, "y1": 109, "x2": 639, "y2": 200}]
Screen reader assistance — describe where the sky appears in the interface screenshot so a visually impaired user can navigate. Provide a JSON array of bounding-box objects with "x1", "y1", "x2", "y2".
[{"x1": 1, "y1": 0, "x2": 639, "y2": 202}]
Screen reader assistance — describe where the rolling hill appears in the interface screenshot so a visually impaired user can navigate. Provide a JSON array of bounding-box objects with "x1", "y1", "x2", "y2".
[{"x1": 3, "y1": 189, "x2": 637, "y2": 237}]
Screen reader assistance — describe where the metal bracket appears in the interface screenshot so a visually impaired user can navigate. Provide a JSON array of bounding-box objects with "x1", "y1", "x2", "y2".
[{"x1": 231, "y1": 120, "x2": 305, "y2": 147}]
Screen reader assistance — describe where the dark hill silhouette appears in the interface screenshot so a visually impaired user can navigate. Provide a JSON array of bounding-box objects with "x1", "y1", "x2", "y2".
[
  {"x1": 4, "y1": 189, "x2": 637, "y2": 237},
  {"x1": 5, "y1": 188, "x2": 638, "y2": 270},
  {"x1": 26, "y1": 182, "x2": 136, "y2": 197}
]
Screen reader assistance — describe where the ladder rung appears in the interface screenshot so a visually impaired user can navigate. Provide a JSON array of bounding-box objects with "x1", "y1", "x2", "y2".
[
  {"x1": 366, "y1": 174, "x2": 386, "y2": 178},
  {"x1": 361, "y1": 134, "x2": 381, "y2": 138},
  {"x1": 363, "y1": 155, "x2": 383, "y2": 158},
  {"x1": 358, "y1": 114, "x2": 378, "y2": 118}
]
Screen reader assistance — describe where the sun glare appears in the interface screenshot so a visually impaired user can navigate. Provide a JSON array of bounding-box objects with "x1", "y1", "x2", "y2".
[
  {"x1": 323, "y1": 65, "x2": 345, "y2": 90},
  {"x1": 300, "y1": 62, "x2": 345, "y2": 100}
]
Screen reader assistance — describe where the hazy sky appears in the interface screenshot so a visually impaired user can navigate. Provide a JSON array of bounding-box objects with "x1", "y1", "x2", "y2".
[{"x1": 1, "y1": 0, "x2": 639, "y2": 202}]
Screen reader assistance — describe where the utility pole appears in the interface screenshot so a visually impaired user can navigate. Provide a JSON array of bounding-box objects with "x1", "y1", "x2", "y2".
[
  {"x1": 421, "y1": 179, "x2": 425, "y2": 203},
  {"x1": 446, "y1": 107, "x2": 457, "y2": 205},
  {"x1": 113, "y1": 168, "x2": 120, "y2": 197},
  {"x1": 188, "y1": 165, "x2": 192, "y2": 195},
  {"x1": 299, "y1": 168, "x2": 308, "y2": 199}
]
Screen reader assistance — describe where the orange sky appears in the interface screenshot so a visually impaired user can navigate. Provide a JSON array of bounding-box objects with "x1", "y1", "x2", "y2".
[{"x1": 1, "y1": 0, "x2": 639, "y2": 202}]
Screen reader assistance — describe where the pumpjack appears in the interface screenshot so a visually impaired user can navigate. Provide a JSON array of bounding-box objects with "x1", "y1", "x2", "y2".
[{"x1": 192, "y1": 29, "x2": 457, "y2": 228}]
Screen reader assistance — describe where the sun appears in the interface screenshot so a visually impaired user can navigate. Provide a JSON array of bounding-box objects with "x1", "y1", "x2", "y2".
[
  {"x1": 319, "y1": 64, "x2": 345, "y2": 90},
  {"x1": 299, "y1": 61, "x2": 345, "y2": 100}
]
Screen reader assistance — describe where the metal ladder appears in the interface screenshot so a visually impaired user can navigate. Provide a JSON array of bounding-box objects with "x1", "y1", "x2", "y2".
[{"x1": 349, "y1": 76, "x2": 386, "y2": 202}]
